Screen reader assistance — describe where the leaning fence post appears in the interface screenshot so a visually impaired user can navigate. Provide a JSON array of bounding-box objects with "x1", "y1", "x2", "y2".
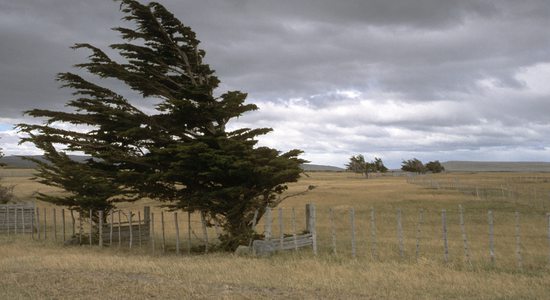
[
  {"x1": 70, "y1": 209, "x2": 75, "y2": 237},
  {"x1": 99, "y1": 210, "x2": 104, "y2": 248},
  {"x1": 329, "y1": 208, "x2": 337, "y2": 255},
  {"x1": 248, "y1": 209, "x2": 259, "y2": 248},
  {"x1": 397, "y1": 208, "x2": 404, "y2": 259},
  {"x1": 350, "y1": 207, "x2": 356, "y2": 258},
  {"x1": 43, "y1": 207, "x2": 47, "y2": 240},
  {"x1": 174, "y1": 212, "x2": 180, "y2": 255},
  {"x1": 459, "y1": 205, "x2": 471, "y2": 265},
  {"x1": 442, "y1": 209, "x2": 449, "y2": 263},
  {"x1": 488, "y1": 210, "x2": 495, "y2": 265},
  {"x1": 415, "y1": 208, "x2": 424, "y2": 260},
  {"x1": 515, "y1": 212, "x2": 523, "y2": 270},
  {"x1": 370, "y1": 208, "x2": 377, "y2": 260}
]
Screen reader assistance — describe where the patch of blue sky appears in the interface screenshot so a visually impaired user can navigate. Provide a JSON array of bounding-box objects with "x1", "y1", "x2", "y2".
[{"x1": 0, "y1": 123, "x2": 13, "y2": 131}]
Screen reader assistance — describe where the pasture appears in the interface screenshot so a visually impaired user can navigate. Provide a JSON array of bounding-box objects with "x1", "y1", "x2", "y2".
[{"x1": 1, "y1": 169, "x2": 550, "y2": 299}]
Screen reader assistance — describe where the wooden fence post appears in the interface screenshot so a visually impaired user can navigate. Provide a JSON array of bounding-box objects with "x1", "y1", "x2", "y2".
[
  {"x1": 36, "y1": 208, "x2": 40, "y2": 240},
  {"x1": 201, "y1": 211, "x2": 209, "y2": 253},
  {"x1": 264, "y1": 207, "x2": 272, "y2": 240},
  {"x1": 415, "y1": 208, "x2": 424, "y2": 260},
  {"x1": 14, "y1": 207, "x2": 17, "y2": 235},
  {"x1": 109, "y1": 211, "x2": 113, "y2": 246},
  {"x1": 329, "y1": 208, "x2": 337, "y2": 255},
  {"x1": 99, "y1": 210, "x2": 103, "y2": 248},
  {"x1": 53, "y1": 208, "x2": 57, "y2": 241},
  {"x1": 370, "y1": 208, "x2": 377, "y2": 260},
  {"x1": 309, "y1": 204, "x2": 317, "y2": 256},
  {"x1": 43, "y1": 207, "x2": 47, "y2": 240},
  {"x1": 70, "y1": 210, "x2": 75, "y2": 237},
  {"x1": 249, "y1": 209, "x2": 259, "y2": 248},
  {"x1": 174, "y1": 212, "x2": 180, "y2": 255},
  {"x1": 187, "y1": 211, "x2": 191, "y2": 254},
  {"x1": 161, "y1": 211, "x2": 165, "y2": 253},
  {"x1": 138, "y1": 211, "x2": 142, "y2": 248},
  {"x1": 488, "y1": 210, "x2": 495, "y2": 265},
  {"x1": 397, "y1": 208, "x2": 404, "y2": 259},
  {"x1": 128, "y1": 210, "x2": 133, "y2": 249},
  {"x1": 89, "y1": 209, "x2": 93, "y2": 246},
  {"x1": 61, "y1": 209, "x2": 66, "y2": 242},
  {"x1": 515, "y1": 212, "x2": 523, "y2": 270},
  {"x1": 442, "y1": 209, "x2": 448, "y2": 263},
  {"x1": 31, "y1": 207, "x2": 35, "y2": 240},
  {"x1": 278, "y1": 208, "x2": 284, "y2": 251},
  {"x1": 151, "y1": 212, "x2": 155, "y2": 254},
  {"x1": 459, "y1": 205, "x2": 471, "y2": 265},
  {"x1": 350, "y1": 207, "x2": 356, "y2": 258},
  {"x1": 117, "y1": 211, "x2": 121, "y2": 248},
  {"x1": 291, "y1": 208, "x2": 298, "y2": 251}
]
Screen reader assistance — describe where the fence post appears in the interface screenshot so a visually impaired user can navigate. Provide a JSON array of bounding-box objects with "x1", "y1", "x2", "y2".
[
  {"x1": 187, "y1": 211, "x2": 191, "y2": 254},
  {"x1": 53, "y1": 208, "x2": 57, "y2": 241},
  {"x1": 458, "y1": 205, "x2": 471, "y2": 265},
  {"x1": 117, "y1": 211, "x2": 121, "y2": 248},
  {"x1": 36, "y1": 208, "x2": 40, "y2": 240},
  {"x1": 201, "y1": 211, "x2": 209, "y2": 253},
  {"x1": 291, "y1": 208, "x2": 298, "y2": 251},
  {"x1": 161, "y1": 211, "x2": 165, "y2": 253},
  {"x1": 278, "y1": 208, "x2": 284, "y2": 251},
  {"x1": 442, "y1": 209, "x2": 448, "y2": 263},
  {"x1": 264, "y1": 207, "x2": 272, "y2": 240},
  {"x1": 70, "y1": 210, "x2": 75, "y2": 237},
  {"x1": 515, "y1": 211, "x2": 523, "y2": 270},
  {"x1": 61, "y1": 209, "x2": 66, "y2": 242},
  {"x1": 14, "y1": 207, "x2": 17, "y2": 235},
  {"x1": 415, "y1": 208, "x2": 424, "y2": 261},
  {"x1": 174, "y1": 212, "x2": 180, "y2": 255},
  {"x1": 138, "y1": 211, "x2": 142, "y2": 248},
  {"x1": 99, "y1": 210, "x2": 104, "y2": 248},
  {"x1": 309, "y1": 204, "x2": 317, "y2": 256},
  {"x1": 110, "y1": 211, "x2": 113, "y2": 246},
  {"x1": 89, "y1": 209, "x2": 93, "y2": 246},
  {"x1": 329, "y1": 208, "x2": 337, "y2": 255},
  {"x1": 370, "y1": 208, "x2": 377, "y2": 260},
  {"x1": 151, "y1": 212, "x2": 155, "y2": 254},
  {"x1": 21, "y1": 207, "x2": 25, "y2": 234},
  {"x1": 350, "y1": 207, "x2": 356, "y2": 258},
  {"x1": 128, "y1": 210, "x2": 133, "y2": 249},
  {"x1": 43, "y1": 207, "x2": 47, "y2": 240},
  {"x1": 397, "y1": 208, "x2": 404, "y2": 259},
  {"x1": 249, "y1": 209, "x2": 259, "y2": 248},
  {"x1": 31, "y1": 207, "x2": 35, "y2": 240},
  {"x1": 488, "y1": 210, "x2": 495, "y2": 265}
]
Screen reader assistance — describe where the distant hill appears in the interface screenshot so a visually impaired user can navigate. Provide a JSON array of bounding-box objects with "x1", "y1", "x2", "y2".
[
  {"x1": 301, "y1": 164, "x2": 344, "y2": 172},
  {"x1": 0, "y1": 155, "x2": 90, "y2": 168},
  {"x1": 442, "y1": 161, "x2": 550, "y2": 172},
  {"x1": 1, "y1": 156, "x2": 345, "y2": 172}
]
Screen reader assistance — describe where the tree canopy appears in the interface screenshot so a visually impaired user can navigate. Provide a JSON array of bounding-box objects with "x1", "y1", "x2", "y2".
[
  {"x1": 401, "y1": 158, "x2": 427, "y2": 174},
  {"x1": 346, "y1": 155, "x2": 388, "y2": 177},
  {"x1": 426, "y1": 160, "x2": 445, "y2": 173},
  {"x1": 18, "y1": 0, "x2": 305, "y2": 250}
]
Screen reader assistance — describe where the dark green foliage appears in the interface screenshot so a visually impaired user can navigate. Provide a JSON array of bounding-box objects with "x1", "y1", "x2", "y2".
[
  {"x1": 346, "y1": 155, "x2": 388, "y2": 177},
  {"x1": 401, "y1": 158, "x2": 427, "y2": 174},
  {"x1": 18, "y1": 0, "x2": 304, "y2": 250},
  {"x1": 426, "y1": 160, "x2": 445, "y2": 173},
  {"x1": 0, "y1": 142, "x2": 15, "y2": 204}
]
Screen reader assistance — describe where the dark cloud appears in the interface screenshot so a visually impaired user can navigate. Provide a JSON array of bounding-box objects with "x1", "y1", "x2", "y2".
[{"x1": 1, "y1": 0, "x2": 550, "y2": 167}]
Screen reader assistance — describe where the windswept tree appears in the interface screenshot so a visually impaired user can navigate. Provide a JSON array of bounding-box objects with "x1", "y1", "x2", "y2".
[
  {"x1": 346, "y1": 155, "x2": 388, "y2": 177},
  {"x1": 401, "y1": 158, "x2": 427, "y2": 174},
  {"x1": 0, "y1": 139, "x2": 15, "y2": 204},
  {"x1": 18, "y1": 0, "x2": 305, "y2": 250},
  {"x1": 426, "y1": 160, "x2": 445, "y2": 173}
]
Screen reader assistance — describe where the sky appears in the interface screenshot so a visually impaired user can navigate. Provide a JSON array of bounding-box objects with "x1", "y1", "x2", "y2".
[{"x1": 1, "y1": 0, "x2": 550, "y2": 168}]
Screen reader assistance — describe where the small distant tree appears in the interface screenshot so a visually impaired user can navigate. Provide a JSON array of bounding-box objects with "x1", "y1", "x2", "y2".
[
  {"x1": 401, "y1": 158, "x2": 427, "y2": 174},
  {"x1": 346, "y1": 155, "x2": 388, "y2": 177},
  {"x1": 426, "y1": 160, "x2": 445, "y2": 173}
]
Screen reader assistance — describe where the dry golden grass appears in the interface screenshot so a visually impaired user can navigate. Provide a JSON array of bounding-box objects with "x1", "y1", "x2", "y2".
[
  {"x1": 2, "y1": 170, "x2": 550, "y2": 298},
  {"x1": 1, "y1": 236, "x2": 550, "y2": 299}
]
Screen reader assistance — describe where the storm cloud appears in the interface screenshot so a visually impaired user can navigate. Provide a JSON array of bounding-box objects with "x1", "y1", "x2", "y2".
[{"x1": 1, "y1": 0, "x2": 549, "y2": 168}]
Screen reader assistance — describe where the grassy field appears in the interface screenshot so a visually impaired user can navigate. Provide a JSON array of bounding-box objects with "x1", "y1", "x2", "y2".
[{"x1": 1, "y1": 170, "x2": 550, "y2": 299}]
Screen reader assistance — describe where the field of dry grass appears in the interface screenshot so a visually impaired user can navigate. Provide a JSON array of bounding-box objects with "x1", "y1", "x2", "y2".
[{"x1": 1, "y1": 169, "x2": 550, "y2": 299}]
